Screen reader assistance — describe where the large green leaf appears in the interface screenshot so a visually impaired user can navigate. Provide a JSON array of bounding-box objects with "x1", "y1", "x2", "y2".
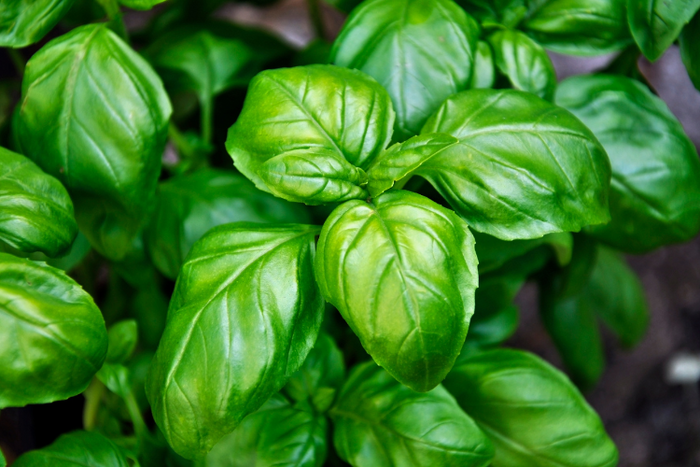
[
  {"x1": 0, "y1": 0, "x2": 75, "y2": 48},
  {"x1": 444, "y1": 349, "x2": 619, "y2": 467},
  {"x1": 145, "y1": 168, "x2": 310, "y2": 279},
  {"x1": 17, "y1": 24, "x2": 172, "y2": 261},
  {"x1": 0, "y1": 146, "x2": 77, "y2": 257},
  {"x1": 226, "y1": 65, "x2": 392, "y2": 203},
  {"x1": 331, "y1": 362, "x2": 494, "y2": 466},
  {"x1": 556, "y1": 74, "x2": 700, "y2": 252},
  {"x1": 628, "y1": 0, "x2": 700, "y2": 61},
  {"x1": 13, "y1": 431, "x2": 130, "y2": 466},
  {"x1": 331, "y1": 0, "x2": 480, "y2": 141},
  {"x1": 680, "y1": 11, "x2": 700, "y2": 91},
  {"x1": 523, "y1": 0, "x2": 632, "y2": 55},
  {"x1": 146, "y1": 223, "x2": 325, "y2": 459},
  {"x1": 0, "y1": 253, "x2": 107, "y2": 408},
  {"x1": 207, "y1": 395, "x2": 327, "y2": 467},
  {"x1": 370, "y1": 90, "x2": 611, "y2": 240},
  {"x1": 487, "y1": 29, "x2": 556, "y2": 101},
  {"x1": 315, "y1": 190, "x2": 478, "y2": 392}
]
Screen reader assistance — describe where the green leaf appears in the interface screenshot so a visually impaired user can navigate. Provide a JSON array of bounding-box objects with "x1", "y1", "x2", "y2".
[
  {"x1": 467, "y1": 275, "x2": 522, "y2": 348},
  {"x1": 373, "y1": 90, "x2": 611, "y2": 240},
  {"x1": 207, "y1": 394, "x2": 328, "y2": 467},
  {"x1": 315, "y1": 190, "x2": 478, "y2": 392},
  {"x1": 0, "y1": 253, "x2": 107, "y2": 408},
  {"x1": 331, "y1": 362, "x2": 494, "y2": 467},
  {"x1": 146, "y1": 223, "x2": 325, "y2": 459},
  {"x1": 145, "y1": 168, "x2": 310, "y2": 280},
  {"x1": 487, "y1": 29, "x2": 556, "y2": 101},
  {"x1": 628, "y1": 0, "x2": 700, "y2": 61},
  {"x1": 523, "y1": 0, "x2": 632, "y2": 55},
  {"x1": 13, "y1": 431, "x2": 131, "y2": 466},
  {"x1": 457, "y1": 0, "x2": 528, "y2": 27},
  {"x1": 17, "y1": 24, "x2": 172, "y2": 261},
  {"x1": 119, "y1": 0, "x2": 167, "y2": 10},
  {"x1": 0, "y1": 146, "x2": 77, "y2": 257},
  {"x1": 444, "y1": 349, "x2": 618, "y2": 467},
  {"x1": 680, "y1": 12, "x2": 700, "y2": 91},
  {"x1": 226, "y1": 65, "x2": 393, "y2": 203},
  {"x1": 331, "y1": 0, "x2": 480, "y2": 141},
  {"x1": 473, "y1": 230, "x2": 573, "y2": 273},
  {"x1": 106, "y1": 319, "x2": 138, "y2": 364},
  {"x1": 96, "y1": 362, "x2": 132, "y2": 398},
  {"x1": 588, "y1": 246, "x2": 649, "y2": 347},
  {"x1": 555, "y1": 74, "x2": 700, "y2": 252},
  {"x1": 0, "y1": 447, "x2": 5, "y2": 467},
  {"x1": 0, "y1": 0, "x2": 75, "y2": 48},
  {"x1": 285, "y1": 332, "x2": 345, "y2": 412},
  {"x1": 471, "y1": 41, "x2": 496, "y2": 89}
]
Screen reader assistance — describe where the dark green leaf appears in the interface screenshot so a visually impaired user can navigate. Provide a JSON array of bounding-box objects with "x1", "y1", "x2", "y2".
[
  {"x1": 13, "y1": 431, "x2": 130, "y2": 466},
  {"x1": 0, "y1": 146, "x2": 77, "y2": 257},
  {"x1": 119, "y1": 0, "x2": 167, "y2": 10},
  {"x1": 556, "y1": 74, "x2": 700, "y2": 252},
  {"x1": 628, "y1": 0, "x2": 700, "y2": 61},
  {"x1": 331, "y1": 362, "x2": 494, "y2": 467},
  {"x1": 588, "y1": 246, "x2": 649, "y2": 347},
  {"x1": 96, "y1": 362, "x2": 131, "y2": 398},
  {"x1": 487, "y1": 29, "x2": 556, "y2": 100},
  {"x1": 474, "y1": 230, "x2": 573, "y2": 273},
  {"x1": 0, "y1": 253, "x2": 107, "y2": 408},
  {"x1": 471, "y1": 41, "x2": 496, "y2": 89},
  {"x1": 285, "y1": 332, "x2": 345, "y2": 412},
  {"x1": 444, "y1": 349, "x2": 619, "y2": 467},
  {"x1": 146, "y1": 168, "x2": 310, "y2": 279},
  {"x1": 467, "y1": 275, "x2": 522, "y2": 347},
  {"x1": 372, "y1": 90, "x2": 611, "y2": 240},
  {"x1": 324, "y1": 0, "x2": 363, "y2": 13},
  {"x1": 106, "y1": 319, "x2": 138, "y2": 364},
  {"x1": 457, "y1": 0, "x2": 528, "y2": 27},
  {"x1": 146, "y1": 223, "x2": 325, "y2": 459},
  {"x1": 0, "y1": 0, "x2": 75, "y2": 47},
  {"x1": 315, "y1": 190, "x2": 478, "y2": 392},
  {"x1": 331, "y1": 0, "x2": 480, "y2": 141},
  {"x1": 523, "y1": 0, "x2": 632, "y2": 55},
  {"x1": 226, "y1": 65, "x2": 393, "y2": 203},
  {"x1": 680, "y1": 11, "x2": 700, "y2": 91},
  {"x1": 207, "y1": 394, "x2": 327, "y2": 467},
  {"x1": 17, "y1": 24, "x2": 172, "y2": 261}
]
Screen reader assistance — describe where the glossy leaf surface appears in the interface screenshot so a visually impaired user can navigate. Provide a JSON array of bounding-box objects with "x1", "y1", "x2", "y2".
[
  {"x1": 331, "y1": 362, "x2": 494, "y2": 467},
  {"x1": 331, "y1": 0, "x2": 480, "y2": 141},
  {"x1": 315, "y1": 190, "x2": 478, "y2": 392},
  {"x1": 523, "y1": 0, "x2": 632, "y2": 55},
  {"x1": 147, "y1": 223, "x2": 325, "y2": 459},
  {"x1": 444, "y1": 349, "x2": 619, "y2": 467},
  {"x1": 207, "y1": 395, "x2": 327, "y2": 467},
  {"x1": 14, "y1": 431, "x2": 130, "y2": 466},
  {"x1": 226, "y1": 65, "x2": 393, "y2": 202},
  {"x1": 0, "y1": 253, "x2": 107, "y2": 408},
  {"x1": 556, "y1": 74, "x2": 700, "y2": 252},
  {"x1": 377, "y1": 90, "x2": 611, "y2": 240},
  {"x1": 680, "y1": 12, "x2": 700, "y2": 91},
  {"x1": 628, "y1": 0, "x2": 700, "y2": 61},
  {"x1": 146, "y1": 169, "x2": 310, "y2": 279},
  {"x1": 17, "y1": 24, "x2": 172, "y2": 261},
  {"x1": 0, "y1": 0, "x2": 75, "y2": 48},
  {"x1": 488, "y1": 29, "x2": 556, "y2": 100},
  {"x1": 0, "y1": 146, "x2": 77, "y2": 257},
  {"x1": 472, "y1": 41, "x2": 496, "y2": 89}
]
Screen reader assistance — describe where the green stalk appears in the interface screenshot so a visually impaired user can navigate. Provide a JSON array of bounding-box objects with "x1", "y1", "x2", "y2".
[
  {"x1": 83, "y1": 379, "x2": 106, "y2": 430},
  {"x1": 200, "y1": 96, "x2": 213, "y2": 146},
  {"x1": 124, "y1": 390, "x2": 148, "y2": 439},
  {"x1": 95, "y1": 0, "x2": 128, "y2": 42}
]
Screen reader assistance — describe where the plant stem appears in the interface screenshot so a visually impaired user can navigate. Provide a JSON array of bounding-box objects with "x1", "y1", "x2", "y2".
[
  {"x1": 307, "y1": 0, "x2": 325, "y2": 41},
  {"x1": 124, "y1": 390, "x2": 148, "y2": 439},
  {"x1": 95, "y1": 0, "x2": 129, "y2": 42},
  {"x1": 200, "y1": 96, "x2": 213, "y2": 146},
  {"x1": 8, "y1": 49, "x2": 25, "y2": 76},
  {"x1": 83, "y1": 379, "x2": 105, "y2": 430}
]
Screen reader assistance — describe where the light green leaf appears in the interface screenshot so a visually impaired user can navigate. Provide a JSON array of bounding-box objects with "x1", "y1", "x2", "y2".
[
  {"x1": 0, "y1": 253, "x2": 107, "y2": 408},
  {"x1": 680, "y1": 12, "x2": 700, "y2": 90},
  {"x1": 331, "y1": 362, "x2": 494, "y2": 467},
  {"x1": 146, "y1": 223, "x2": 325, "y2": 459},
  {"x1": 628, "y1": 0, "x2": 700, "y2": 61},
  {"x1": 331, "y1": 0, "x2": 480, "y2": 141},
  {"x1": 523, "y1": 0, "x2": 632, "y2": 55},
  {"x1": 106, "y1": 319, "x2": 138, "y2": 364},
  {"x1": 145, "y1": 168, "x2": 310, "y2": 280},
  {"x1": 0, "y1": 146, "x2": 77, "y2": 257},
  {"x1": 556, "y1": 74, "x2": 700, "y2": 252},
  {"x1": 471, "y1": 41, "x2": 496, "y2": 89},
  {"x1": 487, "y1": 29, "x2": 556, "y2": 100},
  {"x1": 315, "y1": 190, "x2": 478, "y2": 392},
  {"x1": 0, "y1": 0, "x2": 75, "y2": 48},
  {"x1": 13, "y1": 431, "x2": 131, "y2": 466},
  {"x1": 226, "y1": 65, "x2": 393, "y2": 203},
  {"x1": 17, "y1": 24, "x2": 172, "y2": 261},
  {"x1": 444, "y1": 349, "x2": 618, "y2": 467},
  {"x1": 207, "y1": 395, "x2": 327, "y2": 467}
]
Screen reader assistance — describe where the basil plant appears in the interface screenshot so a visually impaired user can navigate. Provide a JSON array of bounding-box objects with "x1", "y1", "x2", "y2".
[{"x1": 1, "y1": 0, "x2": 699, "y2": 465}]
